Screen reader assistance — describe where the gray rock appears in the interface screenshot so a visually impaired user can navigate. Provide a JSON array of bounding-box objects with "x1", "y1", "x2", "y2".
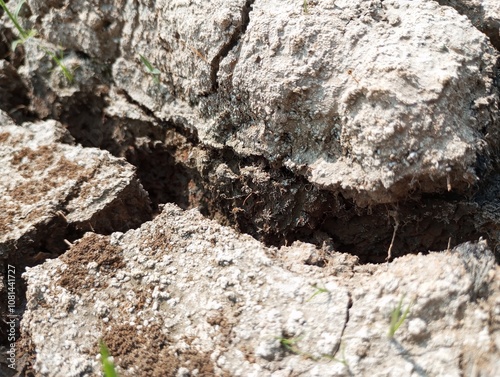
[
  {"x1": 339, "y1": 239, "x2": 499, "y2": 376},
  {"x1": 209, "y1": 0, "x2": 499, "y2": 205},
  {"x1": 112, "y1": 0, "x2": 500, "y2": 205}
]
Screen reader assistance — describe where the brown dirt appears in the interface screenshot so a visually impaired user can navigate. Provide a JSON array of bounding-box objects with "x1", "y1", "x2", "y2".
[
  {"x1": 11, "y1": 146, "x2": 56, "y2": 179},
  {"x1": 0, "y1": 132, "x2": 9, "y2": 143},
  {"x1": 101, "y1": 323, "x2": 227, "y2": 377},
  {"x1": 57, "y1": 233, "x2": 125, "y2": 293}
]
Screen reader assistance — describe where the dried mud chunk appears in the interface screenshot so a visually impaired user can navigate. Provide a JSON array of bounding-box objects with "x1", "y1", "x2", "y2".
[
  {"x1": 0, "y1": 114, "x2": 151, "y2": 261},
  {"x1": 0, "y1": 113, "x2": 150, "y2": 358}
]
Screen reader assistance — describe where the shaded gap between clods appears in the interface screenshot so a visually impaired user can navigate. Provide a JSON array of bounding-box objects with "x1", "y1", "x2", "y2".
[{"x1": 55, "y1": 91, "x2": 498, "y2": 265}]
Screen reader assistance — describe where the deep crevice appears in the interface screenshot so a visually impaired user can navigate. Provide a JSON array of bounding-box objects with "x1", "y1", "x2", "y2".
[
  {"x1": 17, "y1": 75, "x2": 498, "y2": 266},
  {"x1": 59, "y1": 91, "x2": 496, "y2": 265}
]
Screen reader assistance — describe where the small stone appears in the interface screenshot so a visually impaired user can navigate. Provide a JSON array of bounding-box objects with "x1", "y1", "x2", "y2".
[{"x1": 409, "y1": 317, "x2": 427, "y2": 339}]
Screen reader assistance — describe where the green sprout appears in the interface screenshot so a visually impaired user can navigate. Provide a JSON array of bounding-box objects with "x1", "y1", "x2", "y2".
[
  {"x1": 0, "y1": 0, "x2": 74, "y2": 82},
  {"x1": 306, "y1": 285, "x2": 330, "y2": 303},
  {"x1": 274, "y1": 335, "x2": 351, "y2": 367},
  {"x1": 45, "y1": 46, "x2": 74, "y2": 82},
  {"x1": 139, "y1": 54, "x2": 161, "y2": 84},
  {"x1": 303, "y1": 0, "x2": 308, "y2": 14},
  {"x1": 100, "y1": 340, "x2": 118, "y2": 377},
  {"x1": 276, "y1": 336, "x2": 302, "y2": 354},
  {"x1": 388, "y1": 296, "x2": 413, "y2": 339},
  {"x1": 0, "y1": 0, "x2": 34, "y2": 49}
]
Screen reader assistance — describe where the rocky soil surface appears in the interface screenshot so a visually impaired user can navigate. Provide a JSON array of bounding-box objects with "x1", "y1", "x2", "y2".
[{"x1": 0, "y1": 0, "x2": 499, "y2": 376}]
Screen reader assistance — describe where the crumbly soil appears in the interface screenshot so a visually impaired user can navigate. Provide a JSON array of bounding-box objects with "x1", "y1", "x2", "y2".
[
  {"x1": 1, "y1": 63, "x2": 500, "y2": 377},
  {"x1": 0, "y1": 1, "x2": 500, "y2": 376}
]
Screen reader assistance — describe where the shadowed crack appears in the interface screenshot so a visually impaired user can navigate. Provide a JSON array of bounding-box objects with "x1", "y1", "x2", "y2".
[
  {"x1": 72, "y1": 88, "x2": 494, "y2": 264},
  {"x1": 335, "y1": 291, "x2": 352, "y2": 357},
  {"x1": 209, "y1": 0, "x2": 255, "y2": 92}
]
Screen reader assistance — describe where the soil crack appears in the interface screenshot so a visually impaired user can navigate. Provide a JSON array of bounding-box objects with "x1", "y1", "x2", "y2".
[
  {"x1": 209, "y1": 0, "x2": 255, "y2": 92},
  {"x1": 335, "y1": 291, "x2": 352, "y2": 357}
]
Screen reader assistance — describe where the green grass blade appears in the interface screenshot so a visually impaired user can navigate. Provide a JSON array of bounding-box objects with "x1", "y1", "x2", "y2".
[
  {"x1": 306, "y1": 285, "x2": 329, "y2": 302},
  {"x1": 11, "y1": 29, "x2": 37, "y2": 51},
  {"x1": 14, "y1": 0, "x2": 26, "y2": 19},
  {"x1": 139, "y1": 54, "x2": 161, "y2": 83},
  {"x1": 45, "y1": 49, "x2": 74, "y2": 83},
  {"x1": 276, "y1": 336, "x2": 303, "y2": 354},
  {"x1": 139, "y1": 54, "x2": 154, "y2": 72},
  {"x1": 11, "y1": 39, "x2": 21, "y2": 52},
  {"x1": 395, "y1": 300, "x2": 412, "y2": 329},
  {"x1": 388, "y1": 296, "x2": 412, "y2": 339},
  {"x1": 0, "y1": 0, "x2": 29, "y2": 39},
  {"x1": 100, "y1": 340, "x2": 118, "y2": 377}
]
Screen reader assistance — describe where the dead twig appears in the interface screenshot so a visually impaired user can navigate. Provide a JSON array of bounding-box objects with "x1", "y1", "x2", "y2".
[{"x1": 386, "y1": 210, "x2": 399, "y2": 262}]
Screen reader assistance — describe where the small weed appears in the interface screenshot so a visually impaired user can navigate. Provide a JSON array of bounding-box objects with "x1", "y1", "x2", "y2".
[
  {"x1": 275, "y1": 335, "x2": 351, "y2": 369},
  {"x1": 276, "y1": 336, "x2": 302, "y2": 354},
  {"x1": 0, "y1": 0, "x2": 34, "y2": 49},
  {"x1": 139, "y1": 54, "x2": 161, "y2": 84},
  {"x1": 388, "y1": 295, "x2": 413, "y2": 339},
  {"x1": 303, "y1": 0, "x2": 309, "y2": 14},
  {"x1": 45, "y1": 46, "x2": 75, "y2": 82},
  {"x1": 100, "y1": 340, "x2": 118, "y2": 377},
  {"x1": 322, "y1": 342, "x2": 349, "y2": 367},
  {"x1": 0, "y1": 0, "x2": 74, "y2": 82},
  {"x1": 306, "y1": 285, "x2": 329, "y2": 303}
]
